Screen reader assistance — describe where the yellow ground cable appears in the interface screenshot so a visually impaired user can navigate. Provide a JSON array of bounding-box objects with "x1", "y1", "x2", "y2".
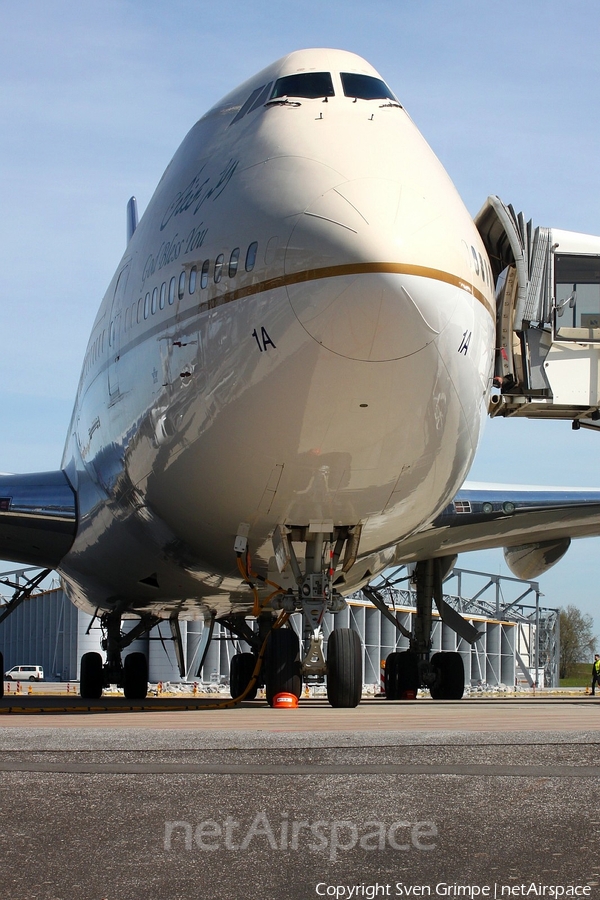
[
  {"x1": 236, "y1": 553, "x2": 286, "y2": 617},
  {"x1": 237, "y1": 556, "x2": 261, "y2": 616}
]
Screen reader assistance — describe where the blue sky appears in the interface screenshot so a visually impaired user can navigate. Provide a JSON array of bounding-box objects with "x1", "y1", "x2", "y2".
[{"x1": 1, "y1": 1, "x2": 599, "y2": 630}]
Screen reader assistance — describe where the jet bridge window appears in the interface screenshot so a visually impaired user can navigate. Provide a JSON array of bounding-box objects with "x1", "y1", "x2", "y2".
[
  {"x1": 555, "y1": 254, "x2": 600, "y2": 330},
  {"x1": 340, "y1": 73, "x2": 398, "y2": 102},
  {"x1": 271, "y1": 72, "x2": 334, "y2": 99}
]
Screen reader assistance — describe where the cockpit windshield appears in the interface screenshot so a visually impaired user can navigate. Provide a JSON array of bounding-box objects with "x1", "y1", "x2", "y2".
[
  {"x1": 340, "y1": 73, "x2": 397, "y2": 102},
  {"x1": 271, "y1": 72, "x2": 335, "y2": 99}
]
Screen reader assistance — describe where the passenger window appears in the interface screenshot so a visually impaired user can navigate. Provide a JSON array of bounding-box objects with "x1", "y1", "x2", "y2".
[
  {"x1": 168, "y1": 276, "x2": 176, "y2": 305},
  {"x1": 151, "y1": 287, "x2": 158, "y2": 315},
  {"x1": 478, "y1": 253, "x2": 485, "y2": 283},
  {"x1": 471, "y1": 247, "x2": 479, "y2": 276},
  {"x1": 214, "y1": 254, "x2": 224, "y2": 283},
  {"x1": 201, "y1": 260, "x2": 210, "y2": 288},
  {"x1": 144, "y1": 292, "x2": 150, "y2": 319},
  {"x1": 271, "y1": 72, "x2": 334, "y2": 99},
  {"x1": 229, "y1": 248, "x2": 240, "y2": 278},
  {"x1": 340, "y1": 73, "x2": 398, "y2": 102},
  {"x1": 137, "y1": 299, "x2": 142, "y2": 323},
  {"x1": 178, "y1": 271, "x2": 186, "y2": 299},
  {"x1": 124, "y1": 307, "x2": 130, "y2": 331},
  {"x1": 189, "y1": 266, "x2": 197, "y2": 294},
  {"x1": 245, "y1": 242, "x2": 258, "y2": 272},
  {"x1": 109, "y1": 320, "x2": 115, "y2": 347},
  {"x1": 159, "y1": 282, "x2": 166, "y2": 310}
]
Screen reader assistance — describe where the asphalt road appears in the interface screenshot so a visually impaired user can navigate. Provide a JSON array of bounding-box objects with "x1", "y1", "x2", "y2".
[{"x1": 0, "y1": 699, "x2": 599, "y2": 899}]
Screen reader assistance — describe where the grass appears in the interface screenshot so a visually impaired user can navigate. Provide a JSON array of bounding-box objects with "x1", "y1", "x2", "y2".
[{"x1": 559, "y1": 662, "x2": 594, "y2": 687}]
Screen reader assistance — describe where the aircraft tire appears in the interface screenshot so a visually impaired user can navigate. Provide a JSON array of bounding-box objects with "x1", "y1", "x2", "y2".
[
  {"x1": 230, "y1": 652, "x2": 258, "y2": 700},
  {"x1": 0, "y1": 651, "x2": 3, "y2": 698},
  {"x1": 430, "y1": 651, "x2": 465, "y2": 700},
  {"x1": 265, "y1": 628, "x2": 301, "y2": 706},
  {"x1": 385, "y1": 650, "x2": 419, "y2": 700},
  {"x1": 123, "y1": 652, "x2": 149, "y2": 700},
  {"x1": 326, "y1": 628, "x2": 362, "y2": 708},
  {"x1": 80, "y1": 651, "x2": 104, "y2": 699}
]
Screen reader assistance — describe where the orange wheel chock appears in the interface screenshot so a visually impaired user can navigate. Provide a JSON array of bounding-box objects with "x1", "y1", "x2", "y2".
[{"x1": 272, "y1": 692, "x2": 299, "y2": 709}]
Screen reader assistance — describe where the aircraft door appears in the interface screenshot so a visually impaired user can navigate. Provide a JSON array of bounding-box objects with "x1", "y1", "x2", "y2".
[{"x1": 108, "y1": 263, "x2": 130, "y2": 399}]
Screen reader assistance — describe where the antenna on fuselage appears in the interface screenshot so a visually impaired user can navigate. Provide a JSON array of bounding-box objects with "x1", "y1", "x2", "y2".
[{"x1": 126, "y1": 196, "x2": 138, "y2": 245}]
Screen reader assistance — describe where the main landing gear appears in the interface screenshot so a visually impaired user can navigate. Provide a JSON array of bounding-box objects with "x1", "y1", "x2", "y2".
[
  {"x1": 230, "y1": 524, "x2": 363, "y2": 708},
  {"x1": 365, "y1": 557, "x2": 482, "y2": 701},
  {"x1": 79, "y1": 610, "x2": 159, "y2": 700}
]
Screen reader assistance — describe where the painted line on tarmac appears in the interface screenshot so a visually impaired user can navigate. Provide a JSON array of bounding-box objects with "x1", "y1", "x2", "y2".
[{"x1": 0, "y1": 760, "x2": 597, "y2": 777}]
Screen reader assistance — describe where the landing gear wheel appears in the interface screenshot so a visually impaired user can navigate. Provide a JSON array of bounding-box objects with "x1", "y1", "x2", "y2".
[
  {"x1": 385, "y1": 650, "x2": 419, "y2": 700},
  {"x1": 265, "y1": 628, "x2": 301, "y2": 706},
  {"x1": 326, "y1": 628, "x2": 362, "y2": 708},
  {"x1": 430, "y1": 651, "x2": 464, "y2": 700},
  {"x1": 80, "y1": 651, "x2": 104, "y2": 699},
  {"x1": 123, "y1": 652, "x2": 148, "y2": 700},
  {"x1": 230, "y1": 652, "x2": 258, "y2": 700}
]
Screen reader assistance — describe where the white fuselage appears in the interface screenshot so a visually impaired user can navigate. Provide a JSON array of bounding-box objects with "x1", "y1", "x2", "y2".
[{"x1": 58, "y1": 49, "x2": 495, "y2": 619}]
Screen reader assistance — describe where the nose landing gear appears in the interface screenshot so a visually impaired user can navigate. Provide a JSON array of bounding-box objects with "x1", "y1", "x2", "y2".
[{"x1": 267, "y1": 524, "x2": 363, "y2": 707}]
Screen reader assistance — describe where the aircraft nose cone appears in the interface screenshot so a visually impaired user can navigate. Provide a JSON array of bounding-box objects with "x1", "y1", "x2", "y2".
[{"x1": 284, "y1": 179, "x2": 457, "y2": 361}]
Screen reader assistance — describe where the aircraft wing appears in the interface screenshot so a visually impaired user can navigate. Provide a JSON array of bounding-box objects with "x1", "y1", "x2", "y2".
[
  {"x1": 0, "y1": 471, "x2": 77, "y2": 568},
  {"x1": 394, "y1": 483, "x2": 600, "y2": 578}
]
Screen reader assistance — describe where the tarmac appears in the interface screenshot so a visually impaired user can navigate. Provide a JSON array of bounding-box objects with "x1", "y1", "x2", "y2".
[{"x1": 1, "y1": 693, "x2": 599, "y2": 900}]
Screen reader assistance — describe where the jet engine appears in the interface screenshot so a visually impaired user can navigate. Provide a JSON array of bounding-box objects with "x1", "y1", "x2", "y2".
[{"x1": 503, "y1": 538, "x2": 571, "y2": 580}]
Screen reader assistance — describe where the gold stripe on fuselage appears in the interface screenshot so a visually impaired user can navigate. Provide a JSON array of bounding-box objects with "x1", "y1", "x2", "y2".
[
  {"x1": 81, "y1": 260, "x2": 495, "y2": 391},
  {"x1": 200, "y1": 261, "x2": 495, "y2": 321}
]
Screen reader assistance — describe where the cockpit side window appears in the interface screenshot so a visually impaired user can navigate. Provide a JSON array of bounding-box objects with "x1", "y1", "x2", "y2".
[
  {"x1": 271, "y1": 72, "x2": 334, "y2": 100},
  {"x1": 340, "y1": 73, "x2": 398, "y2": 102},
  {"x1": 248, "y1": 82, "x2": 272, "y2": 112},
  {"x1": 231, "y1": 86, "x2": 264, "y2": 125}
]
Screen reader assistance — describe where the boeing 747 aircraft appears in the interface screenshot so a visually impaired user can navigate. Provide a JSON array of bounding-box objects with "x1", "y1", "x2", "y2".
[{"x1": 2, "y1": 48, "x2": 600, "y2": 706}]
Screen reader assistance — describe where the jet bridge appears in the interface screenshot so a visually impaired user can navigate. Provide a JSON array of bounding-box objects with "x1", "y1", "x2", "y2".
[{"x1": 476, "y1": 196, "x2": 600, "y2": 430}]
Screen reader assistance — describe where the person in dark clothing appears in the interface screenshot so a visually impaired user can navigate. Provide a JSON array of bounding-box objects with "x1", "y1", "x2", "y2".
[{"x1": 592, "y1": 654, "x2": 600, "y2": 695}]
